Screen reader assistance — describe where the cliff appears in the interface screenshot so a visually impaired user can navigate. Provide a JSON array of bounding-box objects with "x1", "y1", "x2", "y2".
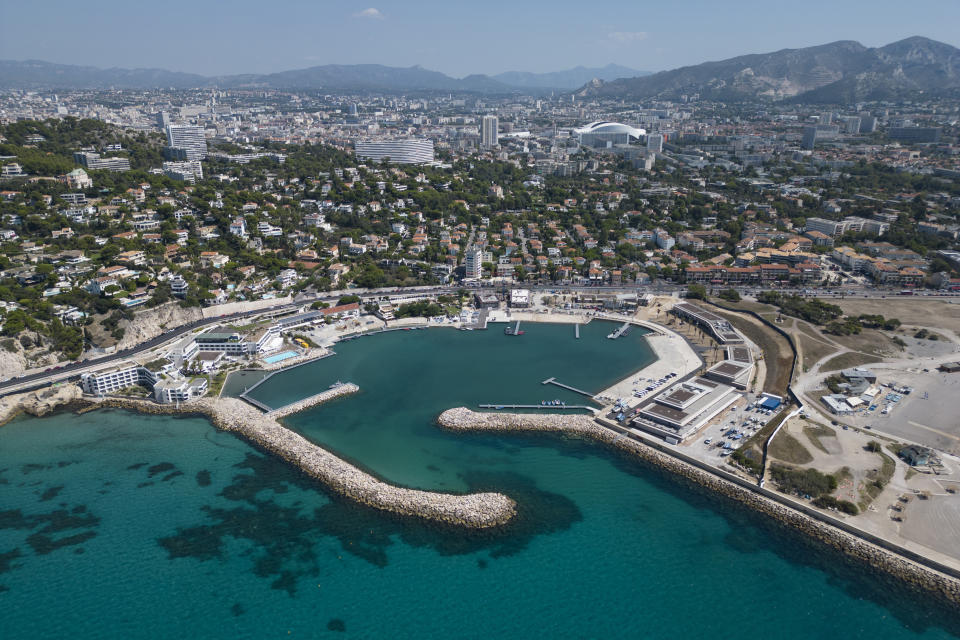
[{"x1": 117, "y1": 302, "x2": 203, "y2": 350}]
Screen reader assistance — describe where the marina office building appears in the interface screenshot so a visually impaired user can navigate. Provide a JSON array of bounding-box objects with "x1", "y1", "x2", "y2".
[{"x1": 633, "y1": 377, "x2": 740, "y2": 443}]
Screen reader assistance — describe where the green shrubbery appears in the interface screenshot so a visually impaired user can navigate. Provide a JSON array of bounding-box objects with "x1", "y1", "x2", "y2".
[
  {"x1": 769, "y1": 464, "x2": 838, "y2": 497},
  {"x1": 812, "y1": 495, "x2": 859, "y2": 514}
]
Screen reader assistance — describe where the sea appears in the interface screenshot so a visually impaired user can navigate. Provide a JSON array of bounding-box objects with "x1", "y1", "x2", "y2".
[{"x1": 1, "y1": 320, "x2": 958, "y2": 639}]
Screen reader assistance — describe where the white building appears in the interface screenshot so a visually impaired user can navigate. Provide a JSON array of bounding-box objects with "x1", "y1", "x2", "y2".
[
  {"x1": 481, "y1": 115, "x2": 499, "y2": 149},
  {"x1": 355, "y1": 139, "x2": 434, "y2": 164},
  {"x1": 80, "y1": 362, "x2": 158, "y2": 395},
  {"x1": 165, "y1": 124, "x2": 208, "y2": 161},
  {"x1": 464, "y1": 245, "x2": 483, "y2": 279},
  {"x1": 153, "y1": 378, "x2": 208, "y2": 404},
  {"x1": 163, "y1": 160, "x2": 203, "y2": 182}
]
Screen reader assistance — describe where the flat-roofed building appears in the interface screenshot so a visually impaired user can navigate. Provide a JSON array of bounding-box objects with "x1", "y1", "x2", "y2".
[
  {"x1": 672, "y1": 303, "x2": 743, "y2": 343},
  {"x1": 632, "y1": 377, "x2": 739, "y2": 442},
  {"x1": 153, "y1": 378, "x2": 208, "y2": 404},
  {"x1": 510, "y1": 289, "x2": 530, "y2": 308},
  {"x1": 80, "y1": 362, "x2": 158, "y2": 395}
]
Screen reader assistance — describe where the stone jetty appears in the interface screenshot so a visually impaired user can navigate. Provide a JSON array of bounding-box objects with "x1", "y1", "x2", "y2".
[
  {"x1": 266, "y1": 382, "x2": 359, "y2": 419},
  {"x1": 85, "y1": 396, "x2": 515, "y2": 529},
  {"x1": 437, "y1": 407, "x2": 960, "y2": 606}
]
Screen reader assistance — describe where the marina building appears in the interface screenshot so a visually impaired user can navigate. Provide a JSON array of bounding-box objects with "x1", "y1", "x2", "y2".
[
  {"x1": 704, "y1": 345, "x2": 754, "y2": 389},
  {"x1": 632, "y1": 377, "x2": 739, "y2": 442},
  {"x1": 671, "y1": 303, "x2": 744, "y2": 344}
]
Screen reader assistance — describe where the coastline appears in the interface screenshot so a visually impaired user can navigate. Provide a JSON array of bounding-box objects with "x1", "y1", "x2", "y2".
[{"x1": 437, "y1": 407, "x2": 960, "y2": 606}]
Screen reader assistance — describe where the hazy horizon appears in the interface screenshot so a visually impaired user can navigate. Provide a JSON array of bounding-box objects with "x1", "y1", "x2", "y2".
[{"x1": 1, "y1": 0, "x2": 959, "y2": 78}]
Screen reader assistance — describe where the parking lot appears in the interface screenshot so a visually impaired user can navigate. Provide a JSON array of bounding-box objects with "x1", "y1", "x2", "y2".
[{"x1": 841, "y1": 368, "x2": 960, "y2": 455}]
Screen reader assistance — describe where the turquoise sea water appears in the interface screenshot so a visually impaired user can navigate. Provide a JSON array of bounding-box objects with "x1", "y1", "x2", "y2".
[{"x1": 2, "y1": 321, "x2": 958, "y2": 639}]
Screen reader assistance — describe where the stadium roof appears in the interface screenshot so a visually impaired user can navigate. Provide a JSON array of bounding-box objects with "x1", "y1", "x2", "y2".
[{"x1": 574, "y1": 121, "x2": 646, "y2": 138}]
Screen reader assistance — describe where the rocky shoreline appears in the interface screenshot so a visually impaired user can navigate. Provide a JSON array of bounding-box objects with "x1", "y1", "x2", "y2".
[{"x1": 437, "y1": 407, "x2": 960, "y2": 606}]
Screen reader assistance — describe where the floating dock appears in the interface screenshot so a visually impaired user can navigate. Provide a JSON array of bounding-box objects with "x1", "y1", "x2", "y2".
[
  {"x1": 541, "y1": 377, "x2": 596, "y2": 398},
  {"x1": 607, "y1": 322, "x2": 632, "y2": 340},
  {"x1": 575, "y1": 324, "x2": 580, "y2": 339},
  {"x1": 478, "y1": 404, "x2": 595, "y2": 411}
]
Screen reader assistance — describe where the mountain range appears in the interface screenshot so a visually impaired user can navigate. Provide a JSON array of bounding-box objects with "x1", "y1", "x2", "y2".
[
  {"x1": 577, "y1": 36, "x2": 960, "y2": 103},
  {"x1": 0, "y1": 60, "x2": 645, "y2": 92},
  {"x1": 3, "y1": 37, "x2": 958, "y2": 102}
]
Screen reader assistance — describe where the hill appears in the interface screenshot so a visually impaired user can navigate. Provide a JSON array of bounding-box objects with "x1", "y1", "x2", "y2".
[{"x1": 577, "y1": 37, "x2": 960, "y2": 103}]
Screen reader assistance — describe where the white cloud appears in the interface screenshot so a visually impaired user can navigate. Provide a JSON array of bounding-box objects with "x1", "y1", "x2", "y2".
[
  {"x1": 354, "y1": 7, "x2": 384, "y2": 19},
  {"x1": 608, "y1": 31, "x2": 647, "y2": 43}
]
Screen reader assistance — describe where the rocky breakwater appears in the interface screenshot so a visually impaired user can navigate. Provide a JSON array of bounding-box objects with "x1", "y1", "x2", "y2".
[
  {"x1": 91, "y1": 396, "x2": 515, "y2": 529},
  {"x1": 266, "y1": 382, "x2": 357, "y2": 418},
  {"x1": 437, "y1": 407, "x2": 960, "y2": 606}
]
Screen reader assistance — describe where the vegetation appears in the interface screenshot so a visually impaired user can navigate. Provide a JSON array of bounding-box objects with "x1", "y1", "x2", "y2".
[
  {"x1": 812, "y1": 495, "x2": 859, "y2": 515},
  {"x1": 717, "y1": 288, "x2": 741, "y2": 302},
  {"x1": 394, "y1": 300, "x2": 445, "y2": 318},
  {"x1": 756, "y1": 292, "x2": 842, "y2": 325},
  {"x1": 685, "y1": 284, "x2": 707, "y2": 300},
  {"x1": 769, "y1": 464, "x2": 838, "y2": 498}
]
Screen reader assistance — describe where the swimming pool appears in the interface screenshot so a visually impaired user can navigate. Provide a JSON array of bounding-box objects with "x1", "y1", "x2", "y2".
[{"x1": 263, "y1": 350, "x2": 298, "y2": 364}]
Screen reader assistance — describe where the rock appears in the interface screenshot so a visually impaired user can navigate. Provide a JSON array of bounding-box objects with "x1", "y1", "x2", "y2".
[{"x1": 116, "y1": 302, "x2": 203, "y2": 350}]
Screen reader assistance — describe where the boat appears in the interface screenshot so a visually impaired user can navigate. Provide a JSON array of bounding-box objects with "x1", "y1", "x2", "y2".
[{"x1": 328, "y1": 381, "x2": 342, "y2": 389}]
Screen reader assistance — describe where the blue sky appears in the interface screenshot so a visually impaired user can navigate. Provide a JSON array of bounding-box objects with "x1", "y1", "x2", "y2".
[{"x1": 2, "y1": 0, "x2": 958, "y2": 77}]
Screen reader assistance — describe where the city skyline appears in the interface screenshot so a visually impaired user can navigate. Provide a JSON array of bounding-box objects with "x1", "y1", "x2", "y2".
[{"x1": 1, "y1": 0, "x2": 959, "y2": 78}]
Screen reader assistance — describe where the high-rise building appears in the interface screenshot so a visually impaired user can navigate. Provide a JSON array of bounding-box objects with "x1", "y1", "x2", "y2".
[
  {"x1": 859, "y1": 116, "x2": 878, "y2": 133},
  {"x1": 888, "y1": 127, "x2": 942, "y2": 144},
  {"x1": 464, "y1": 245, "x2": 483, "y2": 280},
  {"x1": 481, "y1": 115, "x2": 499, "y2": 148},
  {"x1": 646, "y1": 134, "x2": 663, "y2": 153},
  {"x1": 165, "y1": 124, "x2": 207, "y2": 161},
  {"x1": 354, "y1": 139, "x2": 434, "y2": 164}
]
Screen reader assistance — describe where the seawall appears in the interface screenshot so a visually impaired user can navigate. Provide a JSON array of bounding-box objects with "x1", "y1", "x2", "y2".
[
  {"x1": 266, "y1": 382, "x2": 359, "y2": 418},
  {"x1": 77, "y1": 396, "x2": 517, "y2": 529},
  {"x1": 437, "y1": 407, "x2": 960, "y2": 605}
]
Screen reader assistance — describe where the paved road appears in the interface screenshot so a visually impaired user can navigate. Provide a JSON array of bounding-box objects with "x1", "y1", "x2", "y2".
[
  {"x1": 3, "y1": 279, "x2": 957, "y2": 399},
  {"x1": 0, "y1": 285, "x2": 454, "y2": 398}
]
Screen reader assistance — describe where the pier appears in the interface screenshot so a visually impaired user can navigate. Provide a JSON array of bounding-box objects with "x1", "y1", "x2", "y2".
[
  {"x1": 479, "y1": 403, "x2": 595, "y2": 411},
  {"x1": 575, "y1": 324, "x2": 580, "y2": 339},
  {"x1": 266, "y1": 382, "x2": 359, "y2": 419},
  {"x1": 541, "y1": 377, "x2": 596, "y2": 398},
  {"x1": 607, "y1": 322, "x2": 632, "y2": 340}
]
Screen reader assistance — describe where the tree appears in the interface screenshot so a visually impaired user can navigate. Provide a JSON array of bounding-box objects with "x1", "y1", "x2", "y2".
[
  {"x1": 686, "y1": 284, "x2": 707, "y2": 300},
  {"x1": 718, "y1": 288, "x2": 740, "y2": 302}
]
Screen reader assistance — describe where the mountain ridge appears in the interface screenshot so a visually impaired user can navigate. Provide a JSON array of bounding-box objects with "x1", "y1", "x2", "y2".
[
  {"x1": 577, "y1": 36, "x2": 960, "y2": 103},
  {"x1": 0, "y1": 60, "x2": 648, "y2": 92}
]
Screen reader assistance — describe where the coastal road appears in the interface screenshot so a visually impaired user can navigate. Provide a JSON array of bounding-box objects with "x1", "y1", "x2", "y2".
[{"x1": 4, "y1": 280, "x2": 956, "y2": 399}]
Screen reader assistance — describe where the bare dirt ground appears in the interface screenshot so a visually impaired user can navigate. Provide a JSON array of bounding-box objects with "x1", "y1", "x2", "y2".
[{"x1": 837, "y1": 298, "x2": 960, "y2": 335}]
